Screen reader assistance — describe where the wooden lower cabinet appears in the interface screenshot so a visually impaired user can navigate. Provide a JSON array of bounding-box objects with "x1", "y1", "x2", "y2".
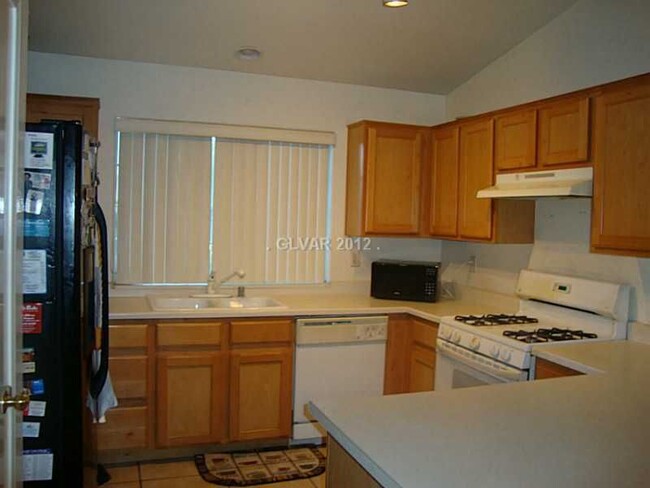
[
  {"x1": 97, "y1": 406, "x2": 148, "y2": 450},
  {"x1": 384, "y1": 315, "x2": 438, "y2": 394},
  {"x1": 534, "y1": 357, "x2": 583, "y2": 380},
  {"x1": 156, "y1": 352, "x2": 228, "y2": 447},
  {"x1": 97, "y1": 323, "x2": 152, "y2": 452},
  {"x1": 229, "y1": 347, "x2": 293, "y2": 441},
  {"x1": 408, "y1": 345, "x2": 436, "y2": 393},
  {"x1": 327, "y1": 436, "x2": 383, "y2": 488}
]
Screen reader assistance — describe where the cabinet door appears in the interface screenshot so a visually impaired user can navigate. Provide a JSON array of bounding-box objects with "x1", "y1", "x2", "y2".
[
  {"x1": 364, "y1": 124, "x2": 424, "y2": 234},
  {"x1": 538, "y1": 96, "x2": 590, "y2": 167},
  {"x1": 327, "y1": 437, "x2": 383, "y2": 488},
  {"x1": 229, "y1": 348, "x2": 293, "y2": 441},
  {"x1": 408, "y1": 345, "x2": 436, "y2": 393},
  {"x1": 495, "y1": 109, "x2": 537, "y2": 172},
  {"x1": 26, "y1": 93, "x2": 100, "y2": 138},
  {"x1": 383, "y1": 315, "x2": 412, "y2": 395},
  {"x1": 458, "y1": 119, "x2": 494, "y2": 240},
  {"x1": 429, "y1": 126, "x2": 459, "y2": 237},
  {"x1": 534, "y1": 358, "x2": 583, "y2": 380},
  {"x1": 97, "y1": 406, "x2": 148, "y2": 450},
  {"x1": 591, "y1": 80, "x2": 650, "y2": 255},
  {"x1": 156, "y1": 352, "x2": 227, "y2": 447}
]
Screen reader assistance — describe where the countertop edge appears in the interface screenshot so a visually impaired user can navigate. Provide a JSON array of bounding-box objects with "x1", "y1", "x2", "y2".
[
  {"x1": 531, "y1": 345, "x2": 612, "y2": 375},
  {"x1": 110, "y1": 305, "x2": 444, "y2": 323},
  {"x1": 308, "y1": 401, "x2": 401, "y2": 488}
]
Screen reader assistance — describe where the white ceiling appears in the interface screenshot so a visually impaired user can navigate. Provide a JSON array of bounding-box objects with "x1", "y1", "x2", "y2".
[{"x1": 28, "y1": 0, "x2": 578, "y2": 94}]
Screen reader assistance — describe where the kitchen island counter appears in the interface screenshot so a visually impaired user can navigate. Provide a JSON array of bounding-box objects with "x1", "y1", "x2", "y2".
[{"x1": 309, "y1": 340, "x2": 650, "y2": 488}]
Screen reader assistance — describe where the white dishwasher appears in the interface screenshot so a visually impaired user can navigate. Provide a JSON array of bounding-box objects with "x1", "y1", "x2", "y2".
[{"x1": 292, "y1": 315, "x2": 388, "y2": 444}]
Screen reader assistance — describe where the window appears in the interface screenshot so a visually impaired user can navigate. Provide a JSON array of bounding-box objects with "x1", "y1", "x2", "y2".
[{"x1": 113, "y1": 118, "x2": 334, "y2": 286}]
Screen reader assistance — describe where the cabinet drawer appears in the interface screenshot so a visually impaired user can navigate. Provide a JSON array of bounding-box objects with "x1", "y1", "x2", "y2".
[
  {"x1": 109, "y1": 324, "x2": 148, "y2": 349},
  {"x1": 109, "y1": 356, "x2": 147, "y2": 400},
  {"x1": 231, "y1": 320, "x2": 293, "y2": 345},
  {"x1": 411, "y1": 319, "x2": 438, "y2": 349},
  {"x1": 97, "y1": 406, "x2": 148, "y2": 450},
  {"x1": 157, "y1": 323, "x2": 223, "y2": 347}
]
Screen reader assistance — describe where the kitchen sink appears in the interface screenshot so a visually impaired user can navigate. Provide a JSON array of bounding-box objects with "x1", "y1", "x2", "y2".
[{"x1": 148, "y1": 296, "x2": 287, "y2": 312}]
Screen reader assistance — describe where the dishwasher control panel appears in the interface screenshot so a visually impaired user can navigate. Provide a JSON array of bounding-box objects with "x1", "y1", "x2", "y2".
[
  {"x1": 296, "y1": 315, "x2": 388, "y2": 345},
  {"x1": 355, "y1": 323, "x2": 387, "y2": 341}
]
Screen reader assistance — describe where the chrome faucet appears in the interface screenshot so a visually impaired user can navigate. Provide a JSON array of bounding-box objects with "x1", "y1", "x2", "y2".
[{"x1": 207, "y1": 269, "x2": 246, "y2": 295}]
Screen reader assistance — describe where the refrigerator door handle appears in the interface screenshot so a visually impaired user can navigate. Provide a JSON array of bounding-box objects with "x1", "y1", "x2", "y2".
[{"x1": 90, "y1": 202, "x2": 110, "y2": 399}]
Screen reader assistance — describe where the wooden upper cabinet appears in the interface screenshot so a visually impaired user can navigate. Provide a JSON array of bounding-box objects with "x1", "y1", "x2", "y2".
[
  {"x1": 346, "y1": 121, "x2": 427, "y2": 236},
  {"x1": 26, "y1": 93, "x2": 100, "y2": 138},
  {"x1": 495, "y1": 109, "x2": 537, "y2": 172},
  {"x1": 458, "y1": 118, "x2": 495, "y2": 241},
  {"x1": 429, "y1": 126, "x2": 459, "y2": 237},
  {"x1": 538, "y1": 96, "x2": 590, "y2": 167},
  {"x1": 591, "y1": 77, "x2": 650, "y2": 256}
]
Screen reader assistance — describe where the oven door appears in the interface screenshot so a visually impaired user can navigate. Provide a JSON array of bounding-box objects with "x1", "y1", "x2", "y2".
[{"x1": 435, "y1": 340, "x2": 528, "y2": 390}]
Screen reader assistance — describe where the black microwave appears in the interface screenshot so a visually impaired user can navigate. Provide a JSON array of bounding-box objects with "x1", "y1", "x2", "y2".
[{"x1": 371, "y1": 260, "x2": 440, "y2": 303}]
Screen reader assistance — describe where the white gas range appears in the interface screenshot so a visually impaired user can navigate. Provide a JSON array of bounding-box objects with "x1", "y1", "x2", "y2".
[{"x1": 435, "y1": 270, "x2": 630, "y2": 388}]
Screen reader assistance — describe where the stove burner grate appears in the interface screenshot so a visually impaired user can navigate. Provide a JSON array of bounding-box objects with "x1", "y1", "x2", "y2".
[
  {"x1": 454, "y1": 314, "x2": 539, "y2": 326},
  {"x1": 503, "y1": 327, "x2": 598, "y2": 343}
]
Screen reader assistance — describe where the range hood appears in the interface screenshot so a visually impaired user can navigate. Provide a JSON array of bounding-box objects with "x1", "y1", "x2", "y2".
[{"x1": 476, "y1": 167, "x2": 593, "y2": 199}]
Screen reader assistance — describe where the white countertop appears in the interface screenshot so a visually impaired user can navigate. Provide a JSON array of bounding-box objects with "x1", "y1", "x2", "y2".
[
  {"x1": 109, "y1": 290, "x2": 517, "y2": 323},
  {"x1": 309, "y1": 340, "x2": 650, "y2": 488}
]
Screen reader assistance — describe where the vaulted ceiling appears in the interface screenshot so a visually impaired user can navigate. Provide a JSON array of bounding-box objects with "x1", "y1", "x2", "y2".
[{"x1": 28, "y1": 0, "x2": 578, "y2": 94}]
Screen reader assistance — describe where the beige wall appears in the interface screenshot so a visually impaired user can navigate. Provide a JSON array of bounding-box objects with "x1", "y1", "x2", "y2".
[
  {"x1": 441, "y1": 0, "x2": 650, "y2": 322},
  {"x1": 27, "y1": 52, "x2": 446, "y2": 285},
  {"x1": 447, "y1": 0, "x2": 650, "y2": 118}
]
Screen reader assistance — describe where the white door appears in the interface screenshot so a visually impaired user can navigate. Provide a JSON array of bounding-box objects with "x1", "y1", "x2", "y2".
[{"x1": 1, "y1": 1, "x2": 28, "y2": 486}]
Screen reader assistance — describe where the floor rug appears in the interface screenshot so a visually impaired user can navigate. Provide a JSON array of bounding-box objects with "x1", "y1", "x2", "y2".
[{"x1": 195, "y1": 445, "x2": 326, "y2": 486}]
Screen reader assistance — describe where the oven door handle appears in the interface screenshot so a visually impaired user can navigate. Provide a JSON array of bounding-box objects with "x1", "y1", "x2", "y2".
[{"x1": 436, "y1": 342, "x2": 527, "y2": 382}]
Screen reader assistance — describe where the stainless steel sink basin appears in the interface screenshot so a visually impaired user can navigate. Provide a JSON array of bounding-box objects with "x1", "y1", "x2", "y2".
[{"x1": 148, "y1": 296, "x2": 287, "y2": 312}]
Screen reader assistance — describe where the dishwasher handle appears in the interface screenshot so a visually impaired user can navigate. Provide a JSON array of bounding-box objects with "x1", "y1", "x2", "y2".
[{"x1": 298, "y1": 319, "x2": 353, "y2": 327}]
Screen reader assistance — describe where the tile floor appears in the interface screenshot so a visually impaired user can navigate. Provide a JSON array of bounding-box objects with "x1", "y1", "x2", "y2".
[{"x1": 105, "y1": 453, "x2": 326, "y2": 488}]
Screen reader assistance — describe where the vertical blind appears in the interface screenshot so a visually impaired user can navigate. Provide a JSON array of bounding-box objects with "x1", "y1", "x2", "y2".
[
  {"x1": 115, "y1": 133, "x2": 212, "y2": 284},
  {"x1": 213, "y1": 140, "x2": 331, "y2": 284},
  {"x1": 113, "y1": 119, "x2": 334, "y2": 285}
]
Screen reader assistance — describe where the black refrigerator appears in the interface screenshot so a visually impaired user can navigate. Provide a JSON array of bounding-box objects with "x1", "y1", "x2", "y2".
[{"x1": 22, "y1": 120, "x2": 110, "y2": 487}]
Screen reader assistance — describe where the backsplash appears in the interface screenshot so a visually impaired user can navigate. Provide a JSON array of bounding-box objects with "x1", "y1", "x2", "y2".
[{"x1": 441, "y1": 198, "x2": 650, "y2": 324}]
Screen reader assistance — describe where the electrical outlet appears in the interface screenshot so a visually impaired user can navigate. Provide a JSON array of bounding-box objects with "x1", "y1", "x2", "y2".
[{"x1": 351, "y1": 249, "x2": 361, "y2": 268}]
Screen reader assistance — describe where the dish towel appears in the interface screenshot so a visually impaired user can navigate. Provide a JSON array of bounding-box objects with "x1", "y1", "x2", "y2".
[{"x1": 86, "y1": 349, "x2": 118, "y2": 423}]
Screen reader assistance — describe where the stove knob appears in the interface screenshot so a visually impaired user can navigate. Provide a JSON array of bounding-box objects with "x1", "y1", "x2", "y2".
[
  {"x1": 500, "y1": 348, "x2": 512, "y2": 362},
  {"x1": 490, "y1": 345, "x2": 500, "y2": 358},
  {"x1": 451, "y1": 332, "x2": 461, "y2": 344},
  {"x1": 469, "y1": 337, "x2": 481, "y2": 351},
  {"x1": 439, "y1": 328, "x2": 450, "y2": 340}
]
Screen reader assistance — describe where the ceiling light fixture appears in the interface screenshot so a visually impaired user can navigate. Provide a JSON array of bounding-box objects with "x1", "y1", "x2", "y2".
[
  {"x1": 236, "y1": 47, "x2": 262, "y2": 61},
  {"x1": 383, "y1": 0, "x2": 408, "y2": 7}
]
